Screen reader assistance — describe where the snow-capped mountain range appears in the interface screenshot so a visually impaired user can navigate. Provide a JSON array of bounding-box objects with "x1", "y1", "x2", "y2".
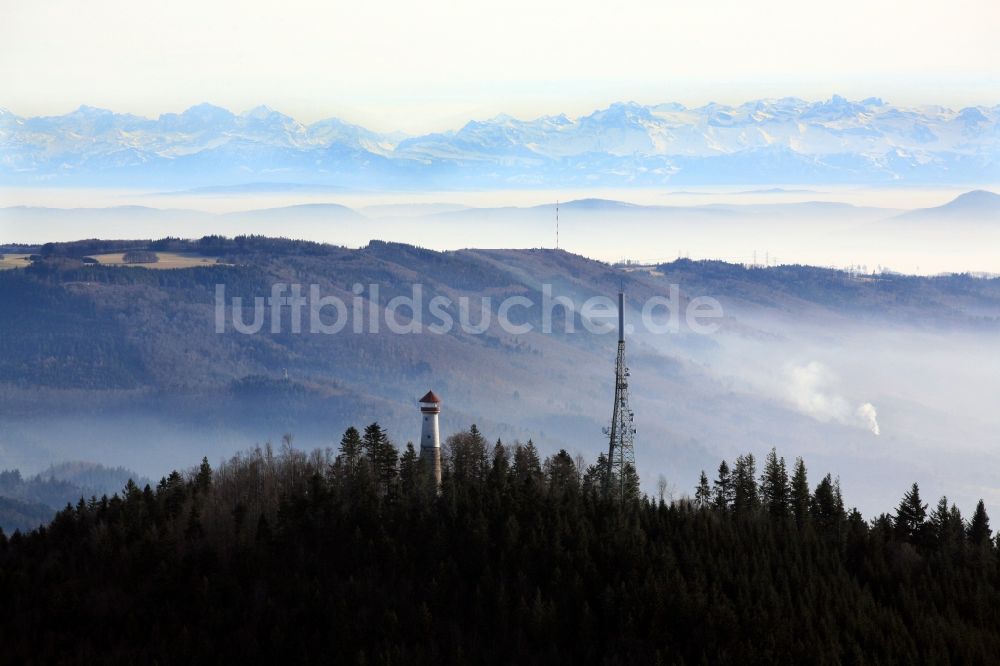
[{"x1": 1, "y1": 97, "x2": 997, "y2": 188}]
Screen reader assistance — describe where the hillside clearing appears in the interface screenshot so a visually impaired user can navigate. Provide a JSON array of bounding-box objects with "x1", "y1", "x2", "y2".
[
  {"x1": 90, "y1": 252, "x2": 224, "y2": 269},
  {"x1": 0, "y1": 254, "x2": 32, "y2": 270}
]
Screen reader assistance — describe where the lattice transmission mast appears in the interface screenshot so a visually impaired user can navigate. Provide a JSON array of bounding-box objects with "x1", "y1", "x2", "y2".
[{"x1": 604, "y1": 291, "x2": 636, "y2": 501}]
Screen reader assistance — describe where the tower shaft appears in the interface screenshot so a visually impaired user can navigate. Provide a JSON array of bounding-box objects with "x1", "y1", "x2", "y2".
[
  {"x1": 419, "y1": 391, "x2": 443, "y2": 488},
  {"x1": 605, "y1": 292, "x2": 636, "y2": 501},
  {"x1": 420, "y1": 411, "x2": 442, "y2": 487}
]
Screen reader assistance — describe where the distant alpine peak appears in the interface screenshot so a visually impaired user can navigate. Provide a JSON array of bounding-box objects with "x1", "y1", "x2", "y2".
[
  {"x1": 180, "y1": 102, "x2": 233, "y2": 116},
  {"x1": 2, "y1": 97, "x2": 997, "y2": 188},
  {"x1": 948, "y1": 189, "x2": 1000, "y2": 207},
  {"x1": 72, "y1": 104, "x2": 112, "y2": 115},
  {"x1": 242, "y1": 104, "x2": 282, "y2": 119}
]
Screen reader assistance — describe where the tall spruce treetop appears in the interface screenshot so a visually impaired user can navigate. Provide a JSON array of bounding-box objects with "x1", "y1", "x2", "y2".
[
  {"x1": 196, "y1": 457, "x2": 213, "y2": 493},
  {"x1": 968, "y1": 499, "x2": 992, "y2": 546},
  {"x1": 339, "y1": 426, "x2": 364, "y2": 472},
  {"x1": 398, "y1": 442, "x2": 419, "y2": 494},
  {"x1": 930, "y1": 496, "x2": 965, "y2": 547},
  {"x1": 544, "y1": 450, "x2": 579, "y2": 497},
  {"x1": 582, "y1": 452, "x2": 608, "y2": 495},
  {"x1": 894, "y1": 482, "x2": 928, "y2": 541},
  {"x1": 732, "y1": 454, "x2": 759, "y2": 514},
  {"x1": 948, "y1": 503, "x2": 965, "y2": 542},
  {"x1": 513, "y1": 440, "x2": 543, "y2": 486},
  {"x1": 447, "y1": 425, "x2": 489, "y2": 482},
  {"x1": 469, "y1": 424, "x2": 485, "y2": 446},
  {"x1": 362, "y1": 423, "x2": 387, "y2": 457},
  {"x1": 695, "y1": 471, "x2": 712, "y2": 509},
  {"x1": 490, "y1": 439, "x2": 510, "y2": 486},
  {"x1": 812, "y1": 474, "x2": 845, "y2": 533},
  {"x1": 760, "y1": 448, "x2": 790, "y2": 518},
  {"x1": 713, "y1": 460, "x2": 734, "y2": 511},
  {"x1": 790, "y1": 457, "x2": 810, "y2": 527},
  {"x1": 618, "y1": 463, "x2": 641, "y2": 503},
  {"x1": 362, "y1": 423, "x2": 397, "y2": 495}
]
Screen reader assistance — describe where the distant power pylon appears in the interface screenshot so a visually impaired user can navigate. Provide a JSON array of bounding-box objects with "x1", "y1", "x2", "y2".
[
  {"x1": 604, "y1": 291, "x2": 636, "y2": 501},
  {"x1": 555, "y1": 200, "x2": 559, "y2": 250}
]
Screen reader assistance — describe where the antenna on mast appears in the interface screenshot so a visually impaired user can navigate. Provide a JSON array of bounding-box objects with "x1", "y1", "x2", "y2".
[
  {"x1": 556, "y1": 200, "x2": 559, "y2": 250},
  {"x1": 604, "y1": 286, "x2": 636, "y2": 502}
]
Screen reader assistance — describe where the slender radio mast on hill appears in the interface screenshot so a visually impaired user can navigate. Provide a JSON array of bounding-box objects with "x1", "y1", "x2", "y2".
[
  {"x1": 604, "y1": 290, "x2": 636, "y2": 501},
  {"x1": 556, "y1": 200, "x2": 559, "y2": 250}
]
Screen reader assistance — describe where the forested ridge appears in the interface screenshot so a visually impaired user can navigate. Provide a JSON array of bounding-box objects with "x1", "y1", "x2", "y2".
[
  {"x1": 3, "y1": 236, "x2": 999, "y2": 504},
  {"x1": 1, "y1": 426, "x2": 999, "y2": 665},
  {"x1": 0, "y1": 463, "x2": 150, "y2": 534}
]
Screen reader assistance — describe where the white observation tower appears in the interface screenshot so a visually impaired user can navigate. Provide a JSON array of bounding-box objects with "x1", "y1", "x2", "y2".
[{"x1": 419, "y1": 390, "x2": 442, "y2": 487}]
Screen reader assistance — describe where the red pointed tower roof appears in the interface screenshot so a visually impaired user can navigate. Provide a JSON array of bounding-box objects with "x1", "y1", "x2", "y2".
[{"x1": 419, "y1": 390, "x2": 442, "y2": 404}]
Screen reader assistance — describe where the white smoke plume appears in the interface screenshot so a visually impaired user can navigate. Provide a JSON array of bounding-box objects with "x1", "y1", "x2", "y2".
[
  {"x1": 857, "y1": 403, "x2": 880, "y2": 436},
  {"x1": 784, "y1": 362, "x2": 881, "y2": 435}
]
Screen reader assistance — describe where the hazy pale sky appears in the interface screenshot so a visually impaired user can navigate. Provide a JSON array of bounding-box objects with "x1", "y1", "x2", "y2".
[{"x1": 2, "y1": 0, "x2": 998, "y2": 132}]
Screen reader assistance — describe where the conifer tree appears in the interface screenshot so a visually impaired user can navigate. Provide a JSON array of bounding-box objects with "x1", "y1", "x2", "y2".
[
  {"x1": 732, "y1": 454, "x2": 759, "y2": 514},
  {"x1": 759, "y1": 448, "x2": 790, "y2": 518},
  {"x1": 713, "y1": 460, "x2": 733, "y2": 511},
  {"x1": 812, "y1": 474, "x2": 845, "y2": 533},
  {"x1": 339, "y1": 426, "x2": 364, "y2": 474},
  {"x1": 490, "y1": 439, "x2": 510, "y2": 488},
  {"x1": 513, "y1": 440, "x2": 543, "y2": 486},
  {"x1": 163, "y1": 470, "x2": 186, "y2": 518},
  {"x1": 619, "y1": 463, "x2": 641, "y2": 502},
  {"x1": 968, "y1": 499, "x2": 992, "y2": 546},
  {"x1": 894, "y1": 482, "x2": 927, "y2": 541},
  {"x1": 362, "y1": 422, "x2": 385, "y2": 460},
  {"x1": 196, "y1": 457, "x2": 213, "y2": 493},
  {"x1": 447, "y1": 425, "x2": 489, "y2": 483},
  {"x1": 790, "y1": 457, "x2": 810, "y2": 528},
  {"x1": 544, "y1": 450, "x2": 579, "y2": 497},
  {"x1": 398, "y1": 443, "x2": 419, "y2": 495},
  {"x1": 123, "y1": 478, "x2": 141, "y2": 501},
  {"x1": 949, "y1": 503, "x2": 964, "y2": 541},
  {"x1": 871, "y1": 512, "x2": 895, "y2": 536},
  {"x1": 469, "y1": 424, "x2": 485, "y2": 446},
  {"x1": 929, "y1": 496, "x2": 966, "y2": 549},
  {"x1": 833, "y1": 477, "x2": 845, "y2": 517},
  {"x1": 363, "y1": 423, "x2": 397, "y2": 496},
  {"x1": 930, "y1": 496, "x2": 952, "y2": 544},
  {"x1": 694, "y1": 471, "x2": 712, "y2": 509},
  {"x1": 581, "y1": 453, "x2": 608, "y2": 495}
]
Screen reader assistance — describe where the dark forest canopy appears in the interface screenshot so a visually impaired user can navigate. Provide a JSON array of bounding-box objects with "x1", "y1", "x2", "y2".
[{"x1": 1, "y1": 427, "x2": 999, "y2": 665}]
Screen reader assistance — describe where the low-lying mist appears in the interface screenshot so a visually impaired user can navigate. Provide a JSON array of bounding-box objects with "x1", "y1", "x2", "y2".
[
  {"x1": 1, "y1": 206, "x2": 998, "y2": 519},
  {"x1": 3, "y1": 186, "x2": 999, "y2": 274}
]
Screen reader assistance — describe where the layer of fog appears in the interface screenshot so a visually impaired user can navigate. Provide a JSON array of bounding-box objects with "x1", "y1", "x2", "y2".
[
  {"x1": 627, "y1": 302, "x2": 1000, "y2": 518},
  {"x1": 3, "y1": 186, "x2": 999, "y2": 274},
  {"x1": 2, "y1": 185, "x2": 999, "y2": 517},
  {"x1": 2, "y1": 300, "x2": 998, "y2": 519},
  {"x1": 0, "y1": 184, "x2": 981, "y2": 212}
]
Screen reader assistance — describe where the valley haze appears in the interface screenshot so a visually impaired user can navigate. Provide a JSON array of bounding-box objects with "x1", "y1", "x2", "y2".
[
  {"x1": 1, "y1": 96, "x2": 999, "y2": 523},
  {"x1": 1, "y1": 237, "x2": 999, "y2": 521},
  {"x1": 2, "y1": 189, "x2": 999, "y2": 275}
]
